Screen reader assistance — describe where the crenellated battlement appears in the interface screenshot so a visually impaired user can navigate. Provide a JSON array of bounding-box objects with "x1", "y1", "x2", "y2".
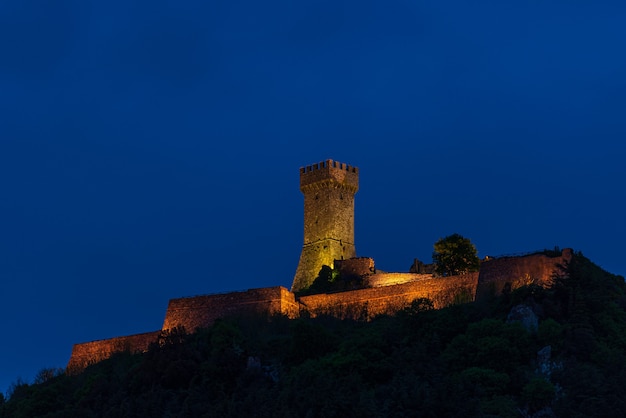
[
  {"x1": 299, "y1": 159, "x2": 359, "y2": 193},
  {"x1": 300, "y1": 159, "x2": 359, "y2": 174}
]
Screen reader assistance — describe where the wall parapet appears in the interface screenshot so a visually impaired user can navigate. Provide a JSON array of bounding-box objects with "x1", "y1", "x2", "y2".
[
  {"x1": 162, "y1": 286, "x2": 298, "y2": 332},
  {"x1": 335, "y1": 257, "x2": 375, "y2": 278},
  {"x1": 476, "y1": 248, "x2": 572, "y2": 300},
  {"x1": 66, "y1": 250, "x2": 573, "y2": 373},
  {"x1": 66, "y1": 330, "x2": 161, "y2": 375},
  {"x1": 299, "y1": 159, "x2": 359, "y2": 192},
  {"x1": 300, "y1": 159, "x2": 358, "y2": 174},
  {"x1": 299, "y1": 272, "x2": 479, "y2": 319}
]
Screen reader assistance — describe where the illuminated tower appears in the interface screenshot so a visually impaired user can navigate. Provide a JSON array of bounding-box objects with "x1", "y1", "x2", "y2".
[{"x1": 292, "y1": 159, "x2": 359, "y2": 292}]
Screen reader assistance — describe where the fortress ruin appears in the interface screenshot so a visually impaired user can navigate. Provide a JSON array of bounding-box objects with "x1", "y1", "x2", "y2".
[{"x1": 67, "y1": 159, "x2": 572, "y2": 373}]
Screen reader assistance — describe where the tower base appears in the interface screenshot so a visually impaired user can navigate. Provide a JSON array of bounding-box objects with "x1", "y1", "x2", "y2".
[{"x1": 292, "y1": 239, "x2": 356, "y2": 292}]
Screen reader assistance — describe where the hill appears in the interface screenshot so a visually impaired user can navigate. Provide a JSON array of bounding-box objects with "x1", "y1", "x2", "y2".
[{"x1": 2, "y1": 251, "x2": 626, "y2": 417}]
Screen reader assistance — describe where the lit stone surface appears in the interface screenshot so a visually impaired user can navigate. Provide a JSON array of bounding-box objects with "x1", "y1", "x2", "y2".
[
  {"x1": 65, "y1": 157, "x2": 573, "y2": 374},
  {"x1": 292, "y1": 159, "x2": 359, "y2": 292}
]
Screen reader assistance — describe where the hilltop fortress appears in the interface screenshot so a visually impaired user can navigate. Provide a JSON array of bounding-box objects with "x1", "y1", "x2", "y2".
[{"x1": 67, "y1": 160, "x2": 572, "y2": 373}]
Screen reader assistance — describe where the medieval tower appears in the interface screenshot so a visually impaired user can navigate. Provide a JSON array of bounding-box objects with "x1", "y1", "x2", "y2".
[{"x1": 292, "y1": 159, "x2": 359, "y2": 292}]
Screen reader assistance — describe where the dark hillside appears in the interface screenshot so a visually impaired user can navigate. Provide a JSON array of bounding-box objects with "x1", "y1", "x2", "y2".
[{"x1": 3, "y1": 252, "x2": 626, "y2": 417}]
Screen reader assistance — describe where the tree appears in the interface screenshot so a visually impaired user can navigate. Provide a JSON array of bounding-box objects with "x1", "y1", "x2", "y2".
[
  {"x1": 432, "y1": 233, "x2": 480, "y2": 276},
  {"x1": 33, "y1": 367, "x2": 64, "y2": 384}
]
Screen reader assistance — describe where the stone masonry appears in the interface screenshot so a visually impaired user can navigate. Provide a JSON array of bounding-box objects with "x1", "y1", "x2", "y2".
[
  {"x1": 67, "y1": 250, "x2": 571, "y2": 373},
  {"x1": 66, "y1": 159, "x2": 573, "y2": 373},
  {"x1": 292, "y1": 160, "x2": 359, "y2": 292}
]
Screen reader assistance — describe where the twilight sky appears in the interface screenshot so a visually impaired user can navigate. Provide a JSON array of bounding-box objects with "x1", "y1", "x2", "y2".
[{"x1": 1, "y1": 0, "x2": 625, "y2": 394}]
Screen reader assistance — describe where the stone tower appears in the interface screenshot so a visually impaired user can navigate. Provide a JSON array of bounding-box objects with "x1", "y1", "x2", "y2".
[{"x1": 292, "y1": 159, "x2": 359, "y2": 292}]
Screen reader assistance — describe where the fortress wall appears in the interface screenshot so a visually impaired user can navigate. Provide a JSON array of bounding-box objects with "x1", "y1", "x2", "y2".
[
  {"x1": 298, "y1": 272, "x2": 479, "y2": 320},
  {"x1": 66, "y1": 330, "x2": 160, "y2": 374},
  {"x1": 336, "y1": 257, "x2": 375, "y2": 278},
  {"x1": 365, "y1": 273, "x2": 433, "y2": 287},
  {"x1": 161, "y1": 286, "x2": 298, "y2": 332},
  {"x1": 476, "y1": 248, "x2": 572, "y2": 299},
  {"x1": 67, "y1": 288, "x2": 298, "y2": 374},
  {"x1": 66, "y1": 251, "x2": 573, "y2": 373}
]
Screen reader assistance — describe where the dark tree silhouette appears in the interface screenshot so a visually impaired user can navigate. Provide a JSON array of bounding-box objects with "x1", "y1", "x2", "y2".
[{"x1": 432, "y1": 233, "x2": 480, "y2": 276}]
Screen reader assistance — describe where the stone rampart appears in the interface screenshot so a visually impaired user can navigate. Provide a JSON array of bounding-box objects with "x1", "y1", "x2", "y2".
[
  {"x1": 66, "y1": 250, "x2": 574, "y2": 373},
  {"x1": 67, "y1": 287, "x2": 299, "y2": 373},
  {"x1": 66, "y1": 330, "x2": 160, "y2": 374},
  {"x1": 336, "y1": 257, "x2": 375, "y2": 278},
  {"x1": 298, "y1": 272, "x2": 479, "y2": 320},
  {"x1": 476, "y1": 248, "x2": 572, "y2": 299},
  {"x1": 161, "y1": 286, "x2": 299, "y2": 332}
]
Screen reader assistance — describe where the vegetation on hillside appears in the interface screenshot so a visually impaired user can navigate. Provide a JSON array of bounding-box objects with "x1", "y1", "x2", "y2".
[{"x1": 2, "y1": 252, "x2": 626, "y2": 417}]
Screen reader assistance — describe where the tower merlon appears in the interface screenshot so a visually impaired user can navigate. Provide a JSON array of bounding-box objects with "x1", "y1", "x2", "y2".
[{"x1": 299, "y1": 159, "x2": 359, "y2": 192}]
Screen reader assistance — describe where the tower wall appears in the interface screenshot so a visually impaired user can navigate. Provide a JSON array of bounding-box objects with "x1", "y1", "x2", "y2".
[{"x1": 292, "y1": 159, "x2": 359, "y2": 292}]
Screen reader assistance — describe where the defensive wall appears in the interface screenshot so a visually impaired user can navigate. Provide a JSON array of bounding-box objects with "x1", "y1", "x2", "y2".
[
  {"x1": 66, "y1": 331, "x2": 160, "y2": 374},
  {"x1": 476, "y1": 248, "x2": 572, "y2": 299},
  {"x1": 67, "y1": 250, "x2": 572, "y2": 373},
  {"x1": 335, "y1": 257, "x2": 375, "y2": 278},
  {"x1": 67, "y1": 287, "x2": 299, "y2": 374},
  {"x1": 161, "y1": 286, "x2": 299, "y2": 331},
  {"x1": 298, "y1": 273, "x2": 479, "y2": 320}
]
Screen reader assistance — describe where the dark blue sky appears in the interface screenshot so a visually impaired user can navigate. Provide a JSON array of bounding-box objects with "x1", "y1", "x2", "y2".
[{"x1": 1, "y1": 0, "x2": 625, "y2": 393}]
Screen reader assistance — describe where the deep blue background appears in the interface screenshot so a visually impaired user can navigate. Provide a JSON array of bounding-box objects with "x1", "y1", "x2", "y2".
[{"x1": 1, "y1": 0, "x2": 625, "y2": 394}]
